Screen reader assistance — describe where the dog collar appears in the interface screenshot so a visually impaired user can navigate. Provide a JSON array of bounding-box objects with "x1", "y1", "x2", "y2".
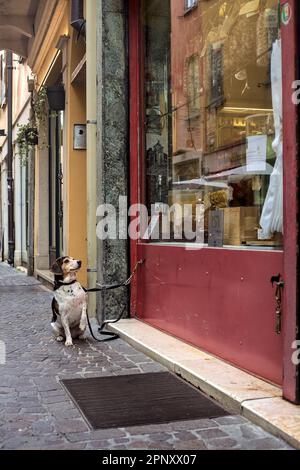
[{"x1": 58, "y1": 280, "x2": 78, "y2": 286}]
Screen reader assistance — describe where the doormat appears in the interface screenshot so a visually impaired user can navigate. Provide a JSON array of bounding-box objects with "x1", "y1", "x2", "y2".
[{"x1": 61, "y1": 372, "x2": 229, "y2": 430}]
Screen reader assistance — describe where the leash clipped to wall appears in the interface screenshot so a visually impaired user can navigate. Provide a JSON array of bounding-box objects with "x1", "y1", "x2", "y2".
[{"x1": 84, "y1": 260, "x2": 144, "y2": 342}]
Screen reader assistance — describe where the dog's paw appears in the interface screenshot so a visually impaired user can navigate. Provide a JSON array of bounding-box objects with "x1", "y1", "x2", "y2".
[
  {"x1": 79, "y1": 322, "x2": 86, "y2": 332},
  {"x1": 65, "y1": 339, "x2": 73, "y2": 347},
  {"x1": 56, "y1": 336, "x2": 64, "y2": 342}
]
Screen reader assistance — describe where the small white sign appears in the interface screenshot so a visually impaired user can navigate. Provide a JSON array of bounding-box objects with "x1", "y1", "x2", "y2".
[{"x1": 246, "y1": 135, "x2": 267, "y2": 172}]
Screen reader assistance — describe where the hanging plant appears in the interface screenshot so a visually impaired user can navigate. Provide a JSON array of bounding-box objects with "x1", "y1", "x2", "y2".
[
  {"x1": 16, "y1": 83, "x2": 50, "y2": 165},
  {"x1": 16, "y1": 123, "x2": 38, "y2": 166},
  {"x1": 32, "y1": 85, "x2": 49, "y2": 149},
  {"x1": 25, "y1": 126, "x2": 38, "y2": 145}
]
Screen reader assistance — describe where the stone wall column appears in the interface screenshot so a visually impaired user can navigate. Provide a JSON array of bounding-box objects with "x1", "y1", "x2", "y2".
[
  {"x1": 34, "y1": 133, "x2": 49, "y2": 271},
  {"x1": 97, "y1": 0, "x2": 129, "y2": 321}
]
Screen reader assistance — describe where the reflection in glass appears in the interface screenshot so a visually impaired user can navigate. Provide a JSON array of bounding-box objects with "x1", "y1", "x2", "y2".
[{"x1": 141, "y1": 0, "x2": 282, "y2": 248}]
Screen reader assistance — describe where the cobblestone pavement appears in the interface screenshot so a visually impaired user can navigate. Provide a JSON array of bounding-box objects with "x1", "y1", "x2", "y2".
[{"x1": 0, "y1": 263, "x2": 294, "y2": 450}]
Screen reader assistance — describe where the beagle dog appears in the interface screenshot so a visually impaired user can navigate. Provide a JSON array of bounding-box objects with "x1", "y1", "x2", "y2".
[{"x1": 50, "y1": 256, "x2": 87, "y2": 347}]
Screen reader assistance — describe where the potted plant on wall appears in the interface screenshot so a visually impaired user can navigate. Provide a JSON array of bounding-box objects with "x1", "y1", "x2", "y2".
[
  {"x1": 16, "y1": 123, "x2": 38, "y2": 166},
  {"x1": 25, "y1": 126, "x2": 38, "y2": 145},
  {"x1": 47, "y1": 85, "x2": 65, "y2": 111},
  {"x1": 16, "y1": 84, "x2": 49, "y2": 165}
]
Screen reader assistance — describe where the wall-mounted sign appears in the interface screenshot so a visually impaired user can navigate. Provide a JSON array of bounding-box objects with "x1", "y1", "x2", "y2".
[
  {"x1": 281, "y1": 3, "x2": 292, "y2": 26},
  {"x1": 73, "y1": 124, "x2": 86, "y2": 150}
]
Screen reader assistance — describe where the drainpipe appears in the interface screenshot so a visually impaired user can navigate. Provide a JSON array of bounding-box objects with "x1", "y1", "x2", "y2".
[
  {"x1": 7, "y1": 52, "x2": 15, "y2": 266},
  {"x1": 86, "y1": 0, "x2": 97, "y2": 316},
  {"x1": 27, "y1": 107, "x2": 35, "y2": 277}
]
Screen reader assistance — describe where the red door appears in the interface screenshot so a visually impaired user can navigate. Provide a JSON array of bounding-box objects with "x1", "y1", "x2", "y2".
[{"x1": 129, "y1": 0, "x2": 298, "y2": 389}]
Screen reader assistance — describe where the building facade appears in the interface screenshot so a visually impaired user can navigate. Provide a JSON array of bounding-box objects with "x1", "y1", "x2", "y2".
[
  {"x1": 0, "y1": 0, "x2": 89, "y2": 288},
  {"x1": 27, "y1": 0, "x2": 88, "y2": 288},
  {"x1": 0, "y1": 51, "x2": 32, "y2": 268},
  {"x1": 96, "y1": 0, "x2": 300, "y2": 404},
  {"x1": 0, "y1": 0, "x2": 299, "y2": 405}
]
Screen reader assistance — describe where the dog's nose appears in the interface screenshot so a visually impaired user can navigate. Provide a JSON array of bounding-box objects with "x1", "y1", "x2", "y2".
[{"x1": 78, "y1": 260, "x2": 82, "y2": 268}]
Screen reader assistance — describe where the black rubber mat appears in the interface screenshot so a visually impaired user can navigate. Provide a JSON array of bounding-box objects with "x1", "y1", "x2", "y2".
[{"x1": 61, "y1": 372, "x2": 229, "y2": 430}]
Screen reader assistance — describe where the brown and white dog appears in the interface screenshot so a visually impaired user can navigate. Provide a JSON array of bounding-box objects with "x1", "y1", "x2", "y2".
[{"x1": 50, "y1": 256, "x2": 87, "y2": 347}]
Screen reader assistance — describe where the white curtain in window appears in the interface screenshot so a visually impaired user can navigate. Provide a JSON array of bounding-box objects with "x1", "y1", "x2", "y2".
[{"x1": 259, "y1": 39, "x2": 283, "y2": 238}]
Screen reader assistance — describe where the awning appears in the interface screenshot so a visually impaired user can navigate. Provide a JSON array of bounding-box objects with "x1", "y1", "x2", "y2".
[
  {"x1": 0, "y1": 0, "x2": 39, "y2": 57},
  {"x1": 173, "y1": 178, "x2": 229, "y2": 189},
  {"x1": 204, "y1": 163, "x2": 275, "y2": 183}
]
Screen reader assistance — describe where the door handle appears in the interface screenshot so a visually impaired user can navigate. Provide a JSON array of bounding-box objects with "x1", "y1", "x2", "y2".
[{"x1": 271, "y1": 274, "x2": 284, "y2": 335}]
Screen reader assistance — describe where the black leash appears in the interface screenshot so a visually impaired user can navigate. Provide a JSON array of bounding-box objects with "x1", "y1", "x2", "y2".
[
  {"x1": 83, "y1": 260, "x2": 144, "y2": 342},
  {"x1": 85, "y1": 303, "x2": 127, "y2": 343}
]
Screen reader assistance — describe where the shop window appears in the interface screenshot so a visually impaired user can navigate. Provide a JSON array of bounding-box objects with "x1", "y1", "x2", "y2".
[{"x1": 141, "y1": 0, "x2": 282, "y2": 249}]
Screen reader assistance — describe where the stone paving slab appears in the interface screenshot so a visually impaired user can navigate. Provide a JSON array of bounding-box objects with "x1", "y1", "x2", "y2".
[
  {"x1": 0, "y1": 263, "x2": 293, "y2": 450},
  {"x1": 243, "y1": 397, "x2": 300, "y2": 450}
]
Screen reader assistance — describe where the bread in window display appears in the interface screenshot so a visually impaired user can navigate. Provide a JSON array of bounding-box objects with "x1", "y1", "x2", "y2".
[{"x1": 207, "y1": 188, "x2": 233, "y2": 210}]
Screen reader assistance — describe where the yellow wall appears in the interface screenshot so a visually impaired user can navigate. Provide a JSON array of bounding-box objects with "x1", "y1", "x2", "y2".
[
  {"x1": 67, "y1": 80, "x2": 87, "y2": 285},
  {"x1": 33, "y1": 1, "x2": 69, "y2": 86},
  {"x1": 66, "y1": 29, "x2": 87, "y2": 285},
  {"x1": 32, "y1": 2, "x2": 87, "y2": 285}
]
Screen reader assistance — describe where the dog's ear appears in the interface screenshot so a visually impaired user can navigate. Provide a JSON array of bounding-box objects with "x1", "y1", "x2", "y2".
[{"x1": 50, "y1": 258, "x2": 64, "y2": 274}]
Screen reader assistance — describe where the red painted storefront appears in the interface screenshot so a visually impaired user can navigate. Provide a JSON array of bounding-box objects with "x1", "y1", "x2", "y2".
[{"x1": 129, "y1": 0, "x2": 300, "y2": 403}]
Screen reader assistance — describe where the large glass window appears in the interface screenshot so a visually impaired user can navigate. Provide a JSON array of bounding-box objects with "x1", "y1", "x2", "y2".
[{"x1": 141, "y1": 0, "x2": 283, "y2": 249}]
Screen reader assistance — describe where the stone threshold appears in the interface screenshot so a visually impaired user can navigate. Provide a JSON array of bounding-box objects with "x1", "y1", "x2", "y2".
[
  {"x1": 108, "y1": 319, "x2": 300, "y2": 449},
  {"x1": 36, "y1": 269, "x2": 54, "y2": 290}
]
